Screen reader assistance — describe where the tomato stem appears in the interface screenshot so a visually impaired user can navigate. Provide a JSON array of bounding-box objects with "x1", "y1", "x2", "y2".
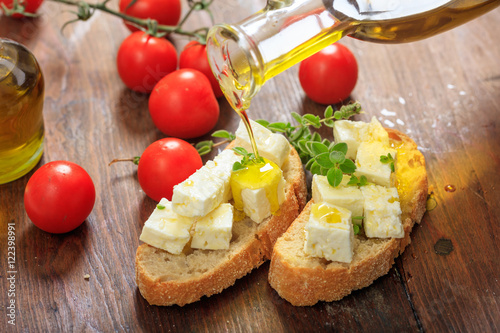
[
  {"x1": 108, "y1": 156, "x2": 141, "y2": 166},
  {"x1": 45, "y1": 0, "x2": 213, "y2": 42}
]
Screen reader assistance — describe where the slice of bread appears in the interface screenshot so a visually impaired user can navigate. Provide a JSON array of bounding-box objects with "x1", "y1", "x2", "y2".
[
  {"x1": 268, "y1": 129, "x2": 428, "y2": 306},
  {"x1": 135, "y1": 139, "x2": 307, "y2": 306}
]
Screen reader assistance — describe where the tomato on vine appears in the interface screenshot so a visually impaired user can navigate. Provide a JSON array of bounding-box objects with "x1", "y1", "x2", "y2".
[
  {"x1": 148, "y1": 68, "x2": 220, "y2": 139},
  {"x1": 24, "y1": 161, "x2": 96, "y2": 234},
  {"x1": 137, "y1": 138, "x2": 203, "y2": 201},
  {"x1": 299, "y1": 43, "x2": 358, "y2": 105},
  {"x1": 118, "y1": 0, "x2": 181, "y2": 33},
  {"x1": 180, "y1": 41, "x2": 223, "y2": 98},
  {"x1": 116, "y1": 31, "x2": 177, "y2": 93},
  {"x1": 0, "y1": 0, "x2": 44, "y2": 17}
]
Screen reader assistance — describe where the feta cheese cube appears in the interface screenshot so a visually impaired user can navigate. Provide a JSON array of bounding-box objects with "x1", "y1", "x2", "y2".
[
  {"x1": 139, "y1": 198, "x2": 194, "y2": 254},
  {"x1": 172, "y1": 166, "x2": 226, "y2": 217},
  {"x1": 311, "y1": 175, "x2": 364, "y2": 218},
  {"x1": 231, "y1": 158, "x2": 286, "y2": 223},
  {"x1": 361, "y1": 185, "x2": 403, "y2": 238},
  {"x1": 191, "y1": 203, "x2": 234, "y2": 250},
  {"x1": 205, "y1": 150, "x2": 242, "y2": 201},
  {"x1": 333, "y1": 120, "x2": 368, "y2": 160},
  {"x1": 235, "y1": 120, "x2": 290, "y2": 168},
  {"x1": 361, "y1": 117, "x2": 390, "y2": 146},
  {"x1": 304, "y1": 202, "x2": 354, "y2": 263},
  {"x1": 240, "y1": 175, "x2": 286, "y2": 223},
  {"x1": 355, "y1": 141, "x2": 397, "y2": 187},
  {"x1": 333, "y1": 117, "x2": 389, "y2": 160}
]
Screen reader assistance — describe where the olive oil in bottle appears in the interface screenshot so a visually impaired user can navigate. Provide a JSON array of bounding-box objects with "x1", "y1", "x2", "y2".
[
  {"x1": 207, "y1": 0, "x2": 499, "y2": 111},
  {"x1": 0, "y1": 39, "x2": 44, "y2": 184}
]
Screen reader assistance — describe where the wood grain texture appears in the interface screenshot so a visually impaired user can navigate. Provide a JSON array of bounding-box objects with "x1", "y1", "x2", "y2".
[{"x1": 0, "y1": 1, "x2": 499, "y2": 332}]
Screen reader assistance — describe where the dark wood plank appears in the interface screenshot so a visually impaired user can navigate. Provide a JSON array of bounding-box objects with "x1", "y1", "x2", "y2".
[{"x1": 1, "y1": 1, "x2": 499, "y2": 332}]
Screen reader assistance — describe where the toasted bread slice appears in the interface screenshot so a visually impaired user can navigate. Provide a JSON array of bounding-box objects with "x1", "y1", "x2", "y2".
[
  {"x1": 135, "y1": 140, "x2": 307, "y2": 306},
  {"x1": 268, "y1": 129, "x2": 428, "y2": 306}
]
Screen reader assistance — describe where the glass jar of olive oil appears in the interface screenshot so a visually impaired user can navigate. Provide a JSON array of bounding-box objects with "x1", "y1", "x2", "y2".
[{"x1": 0, "y1": 38, "x2": 44, "y2": 184}]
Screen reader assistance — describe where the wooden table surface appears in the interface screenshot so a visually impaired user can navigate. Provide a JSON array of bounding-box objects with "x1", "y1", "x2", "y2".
[{"x1": 1, "y1": 1, "x2": 499, "y2": 332}]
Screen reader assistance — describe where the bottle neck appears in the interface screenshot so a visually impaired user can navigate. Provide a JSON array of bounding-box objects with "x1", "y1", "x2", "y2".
[{"x1": 206, "y1": 0, "x2": 352, "y2": 110}]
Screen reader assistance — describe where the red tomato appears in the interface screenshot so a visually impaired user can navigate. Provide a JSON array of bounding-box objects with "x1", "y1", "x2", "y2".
[
  {"x1": 137, "y1": 138, "x2": 202, "y2": 201},
  {"x1": 24, "y1": 161, "x2": 96, "y2": 234},
  {"x1": 179, "y1": 41, "x2": 223, "y2": 98},
  {"x1": 117, "y1": 32, "x2": 177, "y2": 93},
  {"x1": 148, "y1": 68, "x2": 220, "y2": 139},
  {"x1": 299, "y1": 43, "x2": 358, "y2": 105},
  {"x1": 0, "y1": 0, "x2": 44, "y2": 17},
  {"x1": 119, "y1": 0, "x2": 181, "y2": 33}
]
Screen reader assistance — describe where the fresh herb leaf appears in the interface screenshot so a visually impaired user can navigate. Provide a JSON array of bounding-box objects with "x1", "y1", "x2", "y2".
[
  {"x1": 347, "y1": 174, "x2": 368, "y2": 186},
  {"x1": 327, "y1": 167, "x2": 344, "y2": 187},
  {"x1": 315, "y1": 152, "x2": 335, "y2": 168},
  {"x1": 380, "y1": 153, "x2": 395, "y2": 172},
  {"x1": 156, "y1": 204, "x2": 166, "y2": 210},
  {"x1": 211, "y1": 130, "x2": 235, "y2": 140},
  {"x1": 339, "y1": 159, "x2": 356, "y2": 174},
  {"x1": 331, "y1": 142, "x2": 348, "y2": 155},
  {"x1": 353, "y1": 224, "x2": 360, "y2": 235},
  {"x1": 309, "y1": 142, "x2": 329, "y2": 155},
  {"x1": 329, "y1": 151, "x2": 345, "y2": 164},
  {"x1": 231, "y1": 146, "x2": 264, "y2": 172},
  {"x1": 324, "y1": 105, "x2": 334, "y2": 118}
]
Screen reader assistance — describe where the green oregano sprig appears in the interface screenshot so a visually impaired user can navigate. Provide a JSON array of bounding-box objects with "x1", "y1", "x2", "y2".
[
  {"x1": 231, "y1": 147, "x2": 264, "y2": 172},
  {"x1": 347, "y1": 175, "x2": 368, "y2": 186},
  {"x1": 195, "y1": 130, "x2": 236, "y2": 156},
  {"x1": 380, "y1": 153, "x2": 395, "y2": 172},
  {"x1": 196, "y1": 103, "x2": 364, "y2": 186}
]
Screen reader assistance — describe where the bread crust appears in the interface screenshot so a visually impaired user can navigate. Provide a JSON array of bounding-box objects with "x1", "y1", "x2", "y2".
[
  {"x1": 135, "y1": 142, "x2": 307, "y2": 306},
  {"x1": 268, "y1": 129, "x2": 428, "y2": 306}
]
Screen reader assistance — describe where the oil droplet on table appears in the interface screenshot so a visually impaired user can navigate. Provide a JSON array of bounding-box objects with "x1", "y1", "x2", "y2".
[
  {"x1": 444, "y1": 184, "x2": 456, "y2": 192},
  {"x1": 434, "y1": 238, "x2": 454, "y2": 255},
  {"x1": 426, "y1": 193, "x2": 437, "y2": 211}
]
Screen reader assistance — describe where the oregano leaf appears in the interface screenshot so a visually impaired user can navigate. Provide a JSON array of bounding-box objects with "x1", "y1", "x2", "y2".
[
  {"x1": 309, "y1": 141, "x2": 329, "y2": 155},
  {"x1": 291, "y1": 112, "x2": 303, "y2": 124},
  {"x1": 324, "y1": 105, "x2": 334, "y2": 118},
  {"x1": 268, "y1": 122, "x2": 287, "y2": 132},
  {"x1": 331, "y1": 142, "x2": 348, "y2": 155},
  {"x1": 310, "y1": 161, "x2": 321, "y2": 175},
  {"x1": 327, "y1": 167, "x2": 343, "y2": 187},
  {"x1": 329, "y1": 151, "x2": 346, "y2": 164},
  {"x1": 339, "y1": 158, "x2": 356, "y2": 174},
  {"x1": 315, "y1": 152, "x2": 335, "y2": 168},
  {"x1": 255, "y1": 119, "x2": 270, "y2": 127},
  {"x1": 311, "y1": 132, "x2": 322, "y2": 142}
]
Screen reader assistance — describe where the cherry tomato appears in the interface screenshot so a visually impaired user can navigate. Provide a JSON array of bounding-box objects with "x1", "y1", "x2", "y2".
[
  {"x1": 138, "y1": 138, "x2": 202, "y2": 201},
  {"x1": 179, "y1": 41, "x2": 223, "y2": 98},
  {"x1": 117, "y1": 32, "x2": 177, "y2": 93},
  {"x1": 24, "y1": 161, "x2": 96, "y2": 234},
  {"x1": 148, "y1": 68, "x2": 220, "y2": 139},
  {"x1": 299, "y1": 43, "x2": 358, "y2": 105},
  {"x1": 119, "y1": 0, "x2": 181, "y2": 33},
  {"x1": 0, "y1": 0, "x2": 44, "y2": 17}
]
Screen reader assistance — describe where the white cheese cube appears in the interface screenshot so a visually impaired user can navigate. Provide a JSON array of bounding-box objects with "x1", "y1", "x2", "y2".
[
  {"x1": 304, "y1": 202, "x2": 354, "y2": 263},
  {"x1": 355, "y1": 141, "x2": 397, "y2": 187},
  {"x1": 172, "y1": 166, "x2": 226, "y2": 217},
  {"x1": 360, "y1": 117, "x2": 390, "y2": 146},
  {"x1": 311, "y1": 175, "x2": 364, "y2": 219},
  {"x1": 240, "y1": 175, "x2": 286, "y2": 223},
  {"x1": 205, "y1": 150, "x2": 242, "y2": 202},
  {"x1": 235, "y1": 119, "x2": 290, "y2": 168},
  {"x1": 333, "y1": 120, "x2": 367, "y2": 160},
  {"x1": 361, "y1": 185, "x2": 403, "y2": 238},
  {"x1": 333, "y1": 117, "x2": 389, "y2": 160},
  {"x1": 191, "y1": 203, "x2": 234, "y2": 250},
  {"x1": 139, "y1": 198, "x2": 194, "y2": 254}
]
